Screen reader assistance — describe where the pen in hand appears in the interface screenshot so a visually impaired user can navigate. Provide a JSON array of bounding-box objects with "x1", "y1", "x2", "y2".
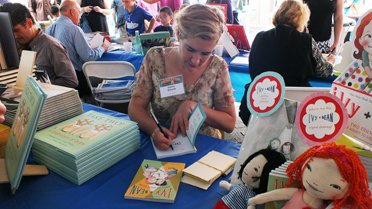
[
  {"x1": 150, "y1": 110, "x2": 174, "y2": 150},
  {"x1": 327, "y1": 47, "x2": 335, "y2": 57}
]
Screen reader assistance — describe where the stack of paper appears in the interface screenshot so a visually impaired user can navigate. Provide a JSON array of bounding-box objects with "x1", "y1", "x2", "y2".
[
  {"x1": 93, "y1": 79, "x2": 134, "y2": 100},
  {"x1": 181, "y1": 151, "x2": 236, "y2": 190},
  {"x1": 1, "y1": 83, "x2": 83, "y2": 130},
  {"x1": 32, "y1": 111, "x2": 140, "y2": 185}
]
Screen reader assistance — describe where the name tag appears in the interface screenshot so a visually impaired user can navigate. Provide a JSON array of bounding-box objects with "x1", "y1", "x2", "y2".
[{"x1": 158, "y1": 75, "x2": 185, "y2": 98}]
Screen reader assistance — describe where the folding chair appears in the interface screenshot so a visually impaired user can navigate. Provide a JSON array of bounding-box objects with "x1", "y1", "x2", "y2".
[{"x1": 82, "y1": 61, "x2": 136, "y2": 107}]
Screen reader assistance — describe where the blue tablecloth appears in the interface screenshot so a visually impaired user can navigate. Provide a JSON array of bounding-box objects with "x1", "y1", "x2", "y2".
[
  {"x1": 0, "y1": 103, "x2": 240, "y2": 209},
  {"x1": 99, "y1": 49, "x2": 335, "y2": 103}
]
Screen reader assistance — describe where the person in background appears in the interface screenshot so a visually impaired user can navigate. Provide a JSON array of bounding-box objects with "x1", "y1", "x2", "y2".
[
  {"x1": 122, "y1": 0, "x2": 155, "y2": 36},
  {"x1": 303, "y1": 0, "x2": 344, "y2": 54},
  {"x1": 154, "y1": 6, "x2": 173, "y2": 37},
  {"x1": 111, "y1": 0, "x2": 127, "y2": 37},
  {"x1": 0, "y1": 0, "x2": 10, "y2": 5},
  {"x1": 137, "y1": 0, "x2": 161, "y2": 29},
  {"x1": 50, "y1": 5, "x2": 59, "y2": 20},
  {"x1": 0, "y1": 3, "x2": 78, "y2": 88},
  {"x1": 206, "y1": 0, "x2": 233, "y2": 24},
  {"x1": 45, "y1": 0, "x2": 108, "y2": 99},
  {"x1": 239, "y1": 0, "x2": 335, "y2": 126},
  {"x1": 76, "y1": 0, "x2": 110, "y2": 33},
  {"x1": 129, "y1": 4, "x2": 236, "y2": 150},
  {"x1": 142, "y1": 0, "x2": 182, "y2": 13},
  {"x1": 28, "y1": 0, "x2": 57, "y2": 21}
]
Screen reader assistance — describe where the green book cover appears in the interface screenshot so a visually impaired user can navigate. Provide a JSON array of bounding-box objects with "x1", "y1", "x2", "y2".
[
  {"x1": 140, "y1": 32, "x2": 171, "y2": 54},
  {"x1": 265, "y1": 171, "x2": 290, "y2": 209},
  {"x1": 5, "y1": 76, "x2": 47, "y2": 194},
  {"x1": 124, "y1": 159, "x2": 185, "y2": 203},
  {"x1": 34, "y1": 111, "x2": 137, "y2": 157}
]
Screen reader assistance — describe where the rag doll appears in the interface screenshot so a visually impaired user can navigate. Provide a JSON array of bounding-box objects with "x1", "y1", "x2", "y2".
[
  {"x1": 248, "y1": 142, "x2": 372, "y2": 209},
  {"x1": 214, "y1": 148, "x2": 287, "y2": 209}
]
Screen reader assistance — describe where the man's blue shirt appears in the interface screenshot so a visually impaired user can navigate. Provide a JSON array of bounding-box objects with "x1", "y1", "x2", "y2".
[{"x1": 45, "y1": 15, "x2": 105, "y2": 71}]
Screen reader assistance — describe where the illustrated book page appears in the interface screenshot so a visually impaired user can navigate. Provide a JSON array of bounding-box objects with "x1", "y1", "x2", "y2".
[
  {"x1": 151, "y1": 102, "x2": 206, "y2": 159},
  {"x1": 124, "y1": 159, "x2": 185, "y2": 203}
]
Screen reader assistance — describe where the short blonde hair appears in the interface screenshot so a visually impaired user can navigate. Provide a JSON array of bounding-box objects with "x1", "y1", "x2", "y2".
[
  {"x1": 272, "y1": 0, "x2": 310, "y2": 30},
  {"x1": 173, "y1": 4, "x2": 224, "y2": 41}
]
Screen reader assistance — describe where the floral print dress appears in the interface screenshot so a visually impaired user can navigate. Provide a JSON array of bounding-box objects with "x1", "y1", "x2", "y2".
[{"x1": 132, "y1": 47, "x2": 235, "y2": 138}]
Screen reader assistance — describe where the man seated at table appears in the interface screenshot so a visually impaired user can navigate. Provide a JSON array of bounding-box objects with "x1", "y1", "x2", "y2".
[
  {"x1": 45, "y1": 0, "x2": 109, "y2": 99},
  {"x1": 0, "y1": 3, "x2": 78, "y2": 89}
]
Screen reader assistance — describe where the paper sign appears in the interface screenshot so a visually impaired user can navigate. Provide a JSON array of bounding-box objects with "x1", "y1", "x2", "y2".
[
  {"x1": 295, "y1": 92, "x2": 348, "y2": 146},
  {"x1": 158, "y1": 75, "x2": 185, "y2": 98},
  {"x1": 89, "y1": 33, "x2": 104, "y2": 49},
  {"x1": 247, "y1": 72, "x2": 285, "y2": 117}
]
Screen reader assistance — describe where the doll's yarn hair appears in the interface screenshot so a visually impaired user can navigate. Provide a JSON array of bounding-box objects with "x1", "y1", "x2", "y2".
[
  {"x1": 285, "y1": 142, "x2": 372, "y2": 209},
  {"x1": 238, "y1": 148, "x2": 286, "y2": 194}
]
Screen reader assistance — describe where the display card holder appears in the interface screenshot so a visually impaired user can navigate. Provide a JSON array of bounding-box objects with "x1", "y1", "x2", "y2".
[
  {"x1": 0, "y1": 158, "x2": 48, "y2": 184},
  {"x1": 7, "y1": 50, "x2": 36, "y2": 94}
]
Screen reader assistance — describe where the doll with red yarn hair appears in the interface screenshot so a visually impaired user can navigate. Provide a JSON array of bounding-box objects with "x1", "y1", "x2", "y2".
[{"x1": 248, "y1": 142, "x2": 372, "y2": 209}]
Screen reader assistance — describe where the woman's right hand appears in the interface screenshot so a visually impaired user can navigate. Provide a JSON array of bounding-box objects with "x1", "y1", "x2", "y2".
[
  {"x1": 326, "y1": 54, "x2": 335, "y2": 65},
  {"x1": 151, "y1": 127, "x2": 175, "y2": 150}
]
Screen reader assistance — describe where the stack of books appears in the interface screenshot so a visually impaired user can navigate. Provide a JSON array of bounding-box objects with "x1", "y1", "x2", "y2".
[
  {"x1": 92, "y1": 79, "x2": 134, "y2": 100},
  {"x1": 1, "y1": 83, "x2": 83, "y2": 130},
  {"x1": 265, "y1": 161, "x2": 293, "y2": 209},
  {"x1": 32, "y1": 111, "x2": 140, "y2": 185}
]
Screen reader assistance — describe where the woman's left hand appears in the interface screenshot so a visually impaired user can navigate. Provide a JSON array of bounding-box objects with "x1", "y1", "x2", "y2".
[
  {"x1": 93, "y1": 6, "x2": 102, "y2": 13},
  {"x1": 170, "y1": 101, "x2": 197, "y2": 137}
]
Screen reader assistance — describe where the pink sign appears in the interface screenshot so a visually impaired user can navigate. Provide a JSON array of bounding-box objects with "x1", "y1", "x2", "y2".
[{"x1": 296, "y1": 92, "x2": 348, "y2": 145}]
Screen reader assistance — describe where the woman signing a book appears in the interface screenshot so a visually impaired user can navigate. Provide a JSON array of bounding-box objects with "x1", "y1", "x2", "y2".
[{"x1": 128, "y1": 4, "x2": 236, "y2": 150}]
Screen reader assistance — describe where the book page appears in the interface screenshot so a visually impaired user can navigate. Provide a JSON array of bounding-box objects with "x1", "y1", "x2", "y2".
[
  {"x1": 89, "y1": 33, "x2": 104, "y2": 49},
  {"x1": 186, "y1": 102, "x2": 206, "y2": 145},
  {"x1": 199, "y1": 151, "x2": 236, "y2": 173},
  {"x1": 151, "y1": 132, "x2": 196, "y2": 159}
]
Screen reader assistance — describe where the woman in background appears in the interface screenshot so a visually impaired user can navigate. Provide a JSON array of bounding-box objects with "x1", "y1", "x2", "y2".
[
  {"x1": 239, "y1": 0, "x2": 334, "y2": 126},
  {"x1": 129, "y1": 4, "x2": 236, "y2": 150},
  {"x1": 303, "y1": 0, "x2": 344, "y2": 53},
  {"x1": 77, "y1": 0, "x2": 110, "y2": 33}
]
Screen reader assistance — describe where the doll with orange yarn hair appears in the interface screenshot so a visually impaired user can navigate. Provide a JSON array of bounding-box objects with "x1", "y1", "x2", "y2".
[{"x1": 248, "y1": 142, "x2": 372, "y2": 209}]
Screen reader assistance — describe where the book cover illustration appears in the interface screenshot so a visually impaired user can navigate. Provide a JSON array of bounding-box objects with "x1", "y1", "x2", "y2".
[
  {"x1": 151, "y1": 102, "x2": 206, "y2": 159},
  {"x1": 140, "y1": 32, "x2": 171, "y2": 54},
  {"x1": 226, "y1": 24, "x2": 250, "y2": 51},
  {"x1": 230, "y1": 99, "x2": 313, "y2": 185},
  {"x1": 330, "y1": 9, "x2": 372, "y2": 146},
  {"x1": 34, "y1": 110, "x2": 137, "y2": 157},
  {"x1": 264, "y1": 161, "x2": 297, "y2": 209},
  {"x1": 5, "y1": 76, "x2": 47, "y2": 194},
  {"x1": 124, "y1": 159, "x2": 185, "y2": 203}
]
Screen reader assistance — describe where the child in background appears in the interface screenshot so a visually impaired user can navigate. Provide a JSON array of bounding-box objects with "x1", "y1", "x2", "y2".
[
  {"x1": 122, "y1": 0, "x2": 155, "y2": 36},
  {"x1": 50, "y1": 5, "x2": 60, "y2": 20},
  {"x1": 154, "y1": 6, "x2": 173, "y2": 37}
]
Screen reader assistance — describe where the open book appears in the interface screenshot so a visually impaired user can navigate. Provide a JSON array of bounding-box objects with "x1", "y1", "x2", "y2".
[
  {"x1": 151, "y1": 102, "x2": 206, "y2": 159},
  {"x1": 181, "y1": 150, "x2": 236, "y2": 190}
]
